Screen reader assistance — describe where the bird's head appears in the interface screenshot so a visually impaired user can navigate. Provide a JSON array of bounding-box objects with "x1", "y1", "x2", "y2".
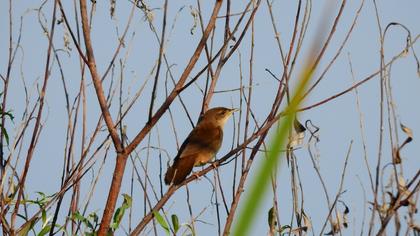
[{"x1": 199, "y1": 107, "x2": 239, "y2": 127}]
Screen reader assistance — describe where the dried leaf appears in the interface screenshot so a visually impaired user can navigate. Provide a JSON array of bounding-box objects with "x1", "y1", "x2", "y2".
[
  {"x1": 302, "y1": 211, "x2": 312, "y2": 231},
  {"x1": 397, "y1": 176, "x2": 412, "y2": 200},
  {"x1": 401, "y1": 47, "x2": 409, "y2": 57},
  {"x1": 409, "y1": 222, "x2": 420, "y2": 232},
  {"x1": 110, "y1": 0, "x2": 116, "y2": 18},
  {"x1": 146, "y1": 11, "x2": 154, "y2": 22},
  {"x1": 342, "y1": 202, "x2": 349, "y2": 228},
  {"x1": 336, "y1": 211, "x2": 343, "y2": 227},
  {"x1": 400, "y1": 123, "x2": 413, "y2": 140},
  {"x1": 294, "y1": 118, "x2": 306, "y2": 133},
  {"x1": 393, "y1": 147, "x2": 402, "y2": 164},
  {"x1": 63, "y1": 31, "x2": 71, "y2": 51},
  {"x1": 189, "y1": 5, "x2": 199, "y2": 35},
  {"x1": 325, "y1": 214, "x2": 342, "y2": 235},
  {"x1": 378, "y1": 203, "x2": 390, "y2": 217},
  {"x1": 290, "y1": 226, "x2": 308, "y2": 234},
  {"x1": 386, "y1": 191, "x2": 397, "y2": 205},
  {"x1": 397, "y1": 176, "x2": 406, "y2": 188},
  {"x1": 343, "y1": 205, "x2": 350, "y2": 214},
  {"x1": 267, "y1": 207, "x2": 277, "y2": 229},
  {"x1": 394, "y1": 123, "x2": 414, "y2": 164},
  {"x1": 289, "y1": 119, "x2": 306, "y2": 148},
  {"x1": 278, "y1": 225, "x2": 291, "y2": 234}
]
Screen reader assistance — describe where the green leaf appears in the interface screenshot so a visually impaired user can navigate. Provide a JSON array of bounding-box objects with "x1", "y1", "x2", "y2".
[
  {"x1": 1, "y1": 126, "x2": 9, "y2": 145},
  {"x1": 231, "y1": 45, "x2": 315, "y2": 236},
  {"x1": 3, "y1": 110, "x2": 14, "y2": 120},
  {"x1": 153, "y1": 210, "x2": 170, "y2": 235},
  {"x1": 72, "y1": 211, "x2": 86, "y2": 222},
  {"x1": 37, "y1": 224, "x2": 52, "y2": 236},
  {"x1": 73, "y1": 211, "x2": 94, "y2": 230},
  {"x1": 18, "y1": 225, "x2": 31, "y2": 236},
  {"x1": 185, "y1": 223, "x2": 196, "y2": 236},
  {"x1": 122, "y1": 194, "x2": 132, "y2": 208},
  {"x1": 171, "y1": 214, "x2": 179, "y2": 233},
  {"x1": 110, "y1": 194, "x2": 133, "y2": 231},
  {"x1": 89, "y1": 212, "x2": 99, "y2": 226},
  {"x1": 41, "y1": 210, "x2": 47, "y2": 226},
  {"x1": 18, "y1": 218, "x2": 37, "y2": 236}
]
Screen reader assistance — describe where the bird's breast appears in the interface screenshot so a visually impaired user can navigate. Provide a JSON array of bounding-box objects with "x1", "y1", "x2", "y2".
[{"x1": 194, "y1": 151, "x2": 216, "y2": 166}]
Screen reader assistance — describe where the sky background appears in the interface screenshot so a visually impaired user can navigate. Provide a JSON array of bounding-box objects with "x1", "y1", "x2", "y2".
[{"x1": 1, "y1": 0, "x2": 419, "y2": 235}]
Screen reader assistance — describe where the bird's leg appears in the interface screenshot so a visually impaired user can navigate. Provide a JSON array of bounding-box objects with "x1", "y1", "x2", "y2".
[
  {"x1": 191, "y1": 161, "x2": 219, "y2": 181},
  {"x1": 191, "y1": 172, "x2": 201, "y2": 181},
  {"x1": 210, "y1": 161, "x2": 218, "y2": 169},
  {"x1": 189, "y1": 165, "x2": 205, "y2": 182}
]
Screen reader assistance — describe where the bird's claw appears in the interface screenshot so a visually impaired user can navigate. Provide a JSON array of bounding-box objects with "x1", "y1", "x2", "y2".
[{"x1": 192, "y1": 172, "x2": 201, "y2": 181}]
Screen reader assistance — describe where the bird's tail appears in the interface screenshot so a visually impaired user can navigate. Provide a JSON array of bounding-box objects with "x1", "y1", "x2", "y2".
[{"x1": 164, "y1": 156, "x2": 196, "y2": 185}]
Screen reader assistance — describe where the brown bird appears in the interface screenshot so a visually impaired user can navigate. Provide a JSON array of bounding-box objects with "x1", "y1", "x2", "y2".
[{"x1": 164, "y1": 107, "x2": 238, "y2": 185}]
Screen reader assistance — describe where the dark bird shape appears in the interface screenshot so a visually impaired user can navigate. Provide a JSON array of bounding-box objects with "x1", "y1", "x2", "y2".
[{"x1": 164, "y1": 107, "x2": 238, "y2": 185}]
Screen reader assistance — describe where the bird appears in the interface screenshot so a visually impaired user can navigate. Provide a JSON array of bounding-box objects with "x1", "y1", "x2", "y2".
[{"x1": 164, "y1": 107, "x2": 238, "y2": 185}]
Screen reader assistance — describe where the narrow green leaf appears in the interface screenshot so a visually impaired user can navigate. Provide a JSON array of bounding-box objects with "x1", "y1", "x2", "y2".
[
  {"x1": 1, "y1": 126, "x2": 9, "y2": 145},
  {"x1": 3, "y1": 110, "x2": 14, "y2": 120},
  {"x1": 17, "y1": 224, "x2": 31, "y2": 236},
  {"x1": 17, "y1": 218, "x2": 36, "y2": 236},
  {"x1": 171, "y1": 214, "x2": 179, "y2": 233},
  {"x1": 111, "y1": 194, "x2": 132, "y2": 231},
  {"x1": 232, "y1": 113, "x2": 293, "y2": 236},
  {"x1": 41, "y1": 210, "x2": 47, "y2": 225},
  {"x1": 232, "y1": 52, "x2": 315, "y2": 236},
  {"x1": 37, "y1": 224, "x2": 52, "y2": 236},
  {"x1": 185, "y1": 223, "x2": 196, "y2": 236},
  {"x1": 153, "y1": 210, "x2": 170, "y2": 235}
]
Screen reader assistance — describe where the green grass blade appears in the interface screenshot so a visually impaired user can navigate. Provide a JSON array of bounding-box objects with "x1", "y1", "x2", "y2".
[{"x1": 232, "y1": 64, "x2": 314, "y2": 236}]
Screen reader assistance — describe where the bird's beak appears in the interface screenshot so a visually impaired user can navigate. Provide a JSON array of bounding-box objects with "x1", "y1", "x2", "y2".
[{"x1": 230, "y1": 108, "x2": 240, "y2": 113}]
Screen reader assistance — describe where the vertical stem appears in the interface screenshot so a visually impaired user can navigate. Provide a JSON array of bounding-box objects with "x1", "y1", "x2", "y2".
[{"x1": 10, "y1": 0, "x2": 58, "y2": 232}]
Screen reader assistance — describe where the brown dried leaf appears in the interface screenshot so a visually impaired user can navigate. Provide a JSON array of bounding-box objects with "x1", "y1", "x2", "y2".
[
  {"x1": 393, "y1": 147, "x2": 402, "y2": 164},
  {"x1": 409, "y1": 222, "x2": 420, "y2": 232},
  {"x1": 325, "y1": 213, "x2": 343, "y2": 235},
  {"x1": 289, "y1": 119, "x2": 306, "y2": 148},
  {"x1": 267, "y1": 207, "x2": 277, "y2": 229},
  {"x1": 397, "y1": 176, "x2": 412, "y2": 200},
  {"x1": 302, "y1": 211, "x2": 312, "y2": 231},
  {"x1": 378, "y1": 203, "x2": 390, "y2": 217},
  {"x1": 394, "y1": 123, "x2": 414, "y2": 164},
  {"x1": 294, "y1": 118, "x2": 306, "y2": 133},
  {"x1": 290, "y1": 226, "x2": 308, "y2": 234},
  {"x1": 400, "y1": 123, "x2": 413, "y2": 140},
  {"x1": 110, "y1": 0, "x2": 116, "y2": 18},
  {"x1": 342, "y1": 203, "x2": 349, "y2": 228}
]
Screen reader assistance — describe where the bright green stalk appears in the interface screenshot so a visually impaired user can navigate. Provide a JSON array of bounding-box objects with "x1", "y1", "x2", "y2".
[{"x1": 232, "y1": 65, "x2": 314, "y2": 236}]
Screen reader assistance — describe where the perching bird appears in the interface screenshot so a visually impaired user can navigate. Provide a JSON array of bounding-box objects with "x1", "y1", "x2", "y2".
[{"x1": 164, "y1": 107, "x2": 238, "y2": 185}]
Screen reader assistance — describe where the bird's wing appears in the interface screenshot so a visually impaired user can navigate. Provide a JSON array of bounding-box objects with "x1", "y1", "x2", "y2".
[
  {"x1": 178, "y1": 125, "x2": 223, "y2": 159},
  {"x1": 164, "y1": 125, "x2": 223, "y2": 185},
  {"x1": 164, "y1": 154, "x2": 196, "y2": 185}
]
